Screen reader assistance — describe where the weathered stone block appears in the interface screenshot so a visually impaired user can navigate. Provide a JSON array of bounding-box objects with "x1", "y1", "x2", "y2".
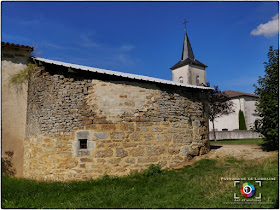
[
  {"x1": 130, "y1": 147, "x2": 145, "y2": 157},
  {"x1": 130, "y1": 133, "x2": 141, "y2": 141},
  {"x1": 125, "y1": 158, "x2": 136, "y2": 164},
  {"x1": 155, "y1": 134, "x2": 163, "y2": 141},
  {"x1": 172, "y1": 122, "x2": 181, "y2": 128},
  {"x1": 77, "y1": 150, "x2": 90, "y2": 156},
  {"x1": 152, "y1": 127, "x2": 163, "y2": 132},
  {"x1": 146, "y1": 146, "x2": 165, "y2": 156},
  {"x1": 116, "y1": 148, "x2": 128, "y2": 157},
  {"x1": 119, "y1": 123, "x2": 135, "y2": 132},
  {"x1": 138, "y1": 156, "x2": 158, "y2": 163},
  {"x1": 44, "y1": 148, "x2": 56, "y2": 152},
  {"x1": 95, "y1": 149, "x2": 113, "y2": 158},
  {"x1": 88, "y1": 141, "x2": 96, "y2": 149},
  {"x1": 108, "y1": 158, "x2": 122, "y2": 164},
  {"x1": 100, "y1": 124, "x2": 116, "y2": 131},
  {"x1": 93, "y1": 132, "x2": 108, "y2": 139},
  {"x1": 143, "y1": 134, "x2": 153, "y2": 141},
  {"x1": 80, "y1": 158, "x2": 93, "y2": 162},
  {"x1": 163, "y1": 134, "x2": 172, "y2": 142},
  {"x1": 96, "y1": 159, "x2": 106, "y2": 164},
  {"x1": 168, "y1": 145, "x2": 180, "y2": 155},
  {"x1": 111, "y1": 132, "x2": 125, "y2": 139},
  {"x1": 136, "y1": 126, "x2": 148, "y2": 132},
  {"x1": 189, "y1": 147, "x2": 199, "y2": 156},
  {"x1": 167, "y1": 128, "x2": 178, "y2": 133},
  {"x1": 180, "y1": 145, "x2": 190, "y2": 156},
  {"x1": 123, "y1": 142, "x2": 137, "y2": 148},
  {"x1": 192, "y1": 120, "x2": 201, "y2": 127}
]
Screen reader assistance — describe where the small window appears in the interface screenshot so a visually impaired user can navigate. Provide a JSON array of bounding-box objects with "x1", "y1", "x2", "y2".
[
  {"x1": 79, "y1": 139, "x2": 87, "y2": 149},
  {"x1": 179, "y1": 77, "x2": 183, "y2": 83},
  {"x1": 196, "y1": 76, "x2": 200, "y2": 85}
]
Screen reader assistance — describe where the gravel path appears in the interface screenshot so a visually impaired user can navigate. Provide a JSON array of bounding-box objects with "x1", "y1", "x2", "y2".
[
  {"x1": 207, "y1": 144, "x2": 277, "y2": 160},
  {"x1": 172, "y1": 144, "x2": 277, "y2": 169}
]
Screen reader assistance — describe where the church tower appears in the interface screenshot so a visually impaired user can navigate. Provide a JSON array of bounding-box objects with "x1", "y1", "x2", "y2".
[{"x1": 170, "y1": 26, "x2": 207, "y2": 86}]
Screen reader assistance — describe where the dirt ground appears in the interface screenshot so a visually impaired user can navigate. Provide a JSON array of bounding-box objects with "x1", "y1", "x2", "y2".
[
  {"x1": 172, "y1": 144, "x2": 278, "y2": 169},
  {"x1": 207, "y1": 144, "x2": 278, "y2": 160}
]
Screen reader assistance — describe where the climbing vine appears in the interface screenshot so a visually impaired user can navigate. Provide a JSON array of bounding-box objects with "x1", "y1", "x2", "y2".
[{"x1": 9, "y1": 63, "x2": 37, "y2": 92}]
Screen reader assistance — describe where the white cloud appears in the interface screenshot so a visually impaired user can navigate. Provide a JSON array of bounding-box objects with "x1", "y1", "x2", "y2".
[
  {"x1": 120, "y1": 44, "x2": 135, "y2": 51},
  {"x1": 251, "y1": 13, "x2": 279, "y2": 37},
  {"x1": 114, "y1": 54, "x2": 134, "y2": 66},
  {"x1": 80, "y1": 33, "x2": 100, "y2": 48}
]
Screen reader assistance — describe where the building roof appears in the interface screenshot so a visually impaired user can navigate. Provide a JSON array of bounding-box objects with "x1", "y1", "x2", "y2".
[
  {"x1": 170, "y1": 30, "x2": 207, "y2": 70},
  {"x1": 181, "y1": 29, "x2": 195, "y2": 60},
  {"x1": 223, "y1": 90, "x2": 259, "y2": 98},
  {"x1": 33, "y1": 57, "x2": 213, "y2": 90},
  {"x1": 170, "y1": 57, "x2": 207, "y2": 70},
  {"x1": 1, "y1": 42, "x2": 34, "y2": 51}
]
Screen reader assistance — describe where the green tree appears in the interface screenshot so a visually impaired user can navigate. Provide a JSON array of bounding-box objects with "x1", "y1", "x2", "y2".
[
  {"x1": 238, "y1": 110, "x2": 247, "y2": 130},
  {"x1": 208, "y1": 84, "x2": 234, "y2": 140},
  {"x1": 254, "y1": 46, "x2": 279, "y2": 151}
]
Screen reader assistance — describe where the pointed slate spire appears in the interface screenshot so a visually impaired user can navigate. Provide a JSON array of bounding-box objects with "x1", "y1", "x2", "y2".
[
  {"x1": 170, "y1": 25, "x2": 207, "y2": 70},
  {"x1": 181, "y1": 29, "x2": 195, "y2": 61}
]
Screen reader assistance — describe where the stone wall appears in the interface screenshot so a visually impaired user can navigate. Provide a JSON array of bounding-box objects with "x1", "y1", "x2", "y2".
[
  {"x1": 209, "y1": 130, "x2": 262, "y2": 140},
  {"x1": 24, "y1": 64, "x2": 210, "y2": 181}
]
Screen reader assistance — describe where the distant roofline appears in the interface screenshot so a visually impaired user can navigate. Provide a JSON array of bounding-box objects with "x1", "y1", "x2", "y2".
[
  {"x1": 1, "y1": 42, "x2": 34, "y2": 51},
  {"x1": 33, "y1": 57, "x2": 213, "y2": 90},
  {"x1": 223, "y1": 90, "x2": 259, "y2": 98}
]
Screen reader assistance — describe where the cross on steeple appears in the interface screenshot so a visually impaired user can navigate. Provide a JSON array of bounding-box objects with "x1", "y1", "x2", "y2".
[{"x1": 182, "y1": 18, "x2": 188, "y2": 30}]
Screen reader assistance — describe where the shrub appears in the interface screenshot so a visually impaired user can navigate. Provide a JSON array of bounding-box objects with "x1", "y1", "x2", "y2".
[
  {"x1": 238, "y1": 110, "x2": 247, "y2": 130},
  {"x1": 143, "y1": 164, "x2": 162, "y2": 176}
]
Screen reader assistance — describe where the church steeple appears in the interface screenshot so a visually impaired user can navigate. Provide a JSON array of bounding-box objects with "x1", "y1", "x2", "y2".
[
  {"x1": 170, "y1": 26, "x2": 207, "y2": 70},
  {"x1": 181, "y1": 29, "x2": 195, "y2": 61},
  {"x1": 170, "y1": 21, "x2": 207, "y2": 86}
]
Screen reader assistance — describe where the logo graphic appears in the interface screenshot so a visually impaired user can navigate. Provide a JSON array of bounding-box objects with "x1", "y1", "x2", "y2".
[{"x1": 240, "y1": 182, "x2": 255, "y2": 197}]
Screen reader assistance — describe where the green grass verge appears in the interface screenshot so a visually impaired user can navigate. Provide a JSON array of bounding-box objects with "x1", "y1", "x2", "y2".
[
  {"x1": 211, "y1": 138, "x2": 264, "y2": 145},
  {"x1": 2, "y1": 154, "x2": 278, "y2": 208}
]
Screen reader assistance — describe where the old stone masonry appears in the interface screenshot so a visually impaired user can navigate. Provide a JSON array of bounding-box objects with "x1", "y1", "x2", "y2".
[{"x1": 23, "y1": 57, "x2": 211, "y2": 181}]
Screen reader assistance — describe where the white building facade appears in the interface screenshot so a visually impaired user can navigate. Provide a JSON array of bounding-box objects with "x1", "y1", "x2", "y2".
[{"x1": 209, "y1": 90, "x2": 260, "y2": 131}]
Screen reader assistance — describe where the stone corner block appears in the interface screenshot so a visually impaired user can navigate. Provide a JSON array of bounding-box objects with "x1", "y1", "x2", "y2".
[
  {"x1": 180, "y1": 145, "x2": 190, "y2": 156},
  {"x1": 192, "y1": 120, "x2": 201, "y2": 127},
  {"x1": 76, "y1": 130, "x2": 90, "y2": 140}
]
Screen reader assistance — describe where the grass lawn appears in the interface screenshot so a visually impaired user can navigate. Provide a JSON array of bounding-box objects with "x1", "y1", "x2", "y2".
[
  {"x1": 2, "y1": 153, "x2": 278, "y2": 209},
  {"x1": 211, "y1": 138, "x2": 264, "y2": 145}
]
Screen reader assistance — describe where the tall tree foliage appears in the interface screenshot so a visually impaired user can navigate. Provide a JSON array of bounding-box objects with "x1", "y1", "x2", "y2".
[
  {"x1": 254, "y1": 46, "x2": 279, "y2": 151},
  {"x1": 208, "y1": 85, "x2": 234, "y2": 140}
]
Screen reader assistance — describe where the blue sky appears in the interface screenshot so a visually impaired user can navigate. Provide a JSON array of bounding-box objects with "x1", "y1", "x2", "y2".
[{"x1": 2, "y1": 1, "x2": 279, "y2": 93}]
